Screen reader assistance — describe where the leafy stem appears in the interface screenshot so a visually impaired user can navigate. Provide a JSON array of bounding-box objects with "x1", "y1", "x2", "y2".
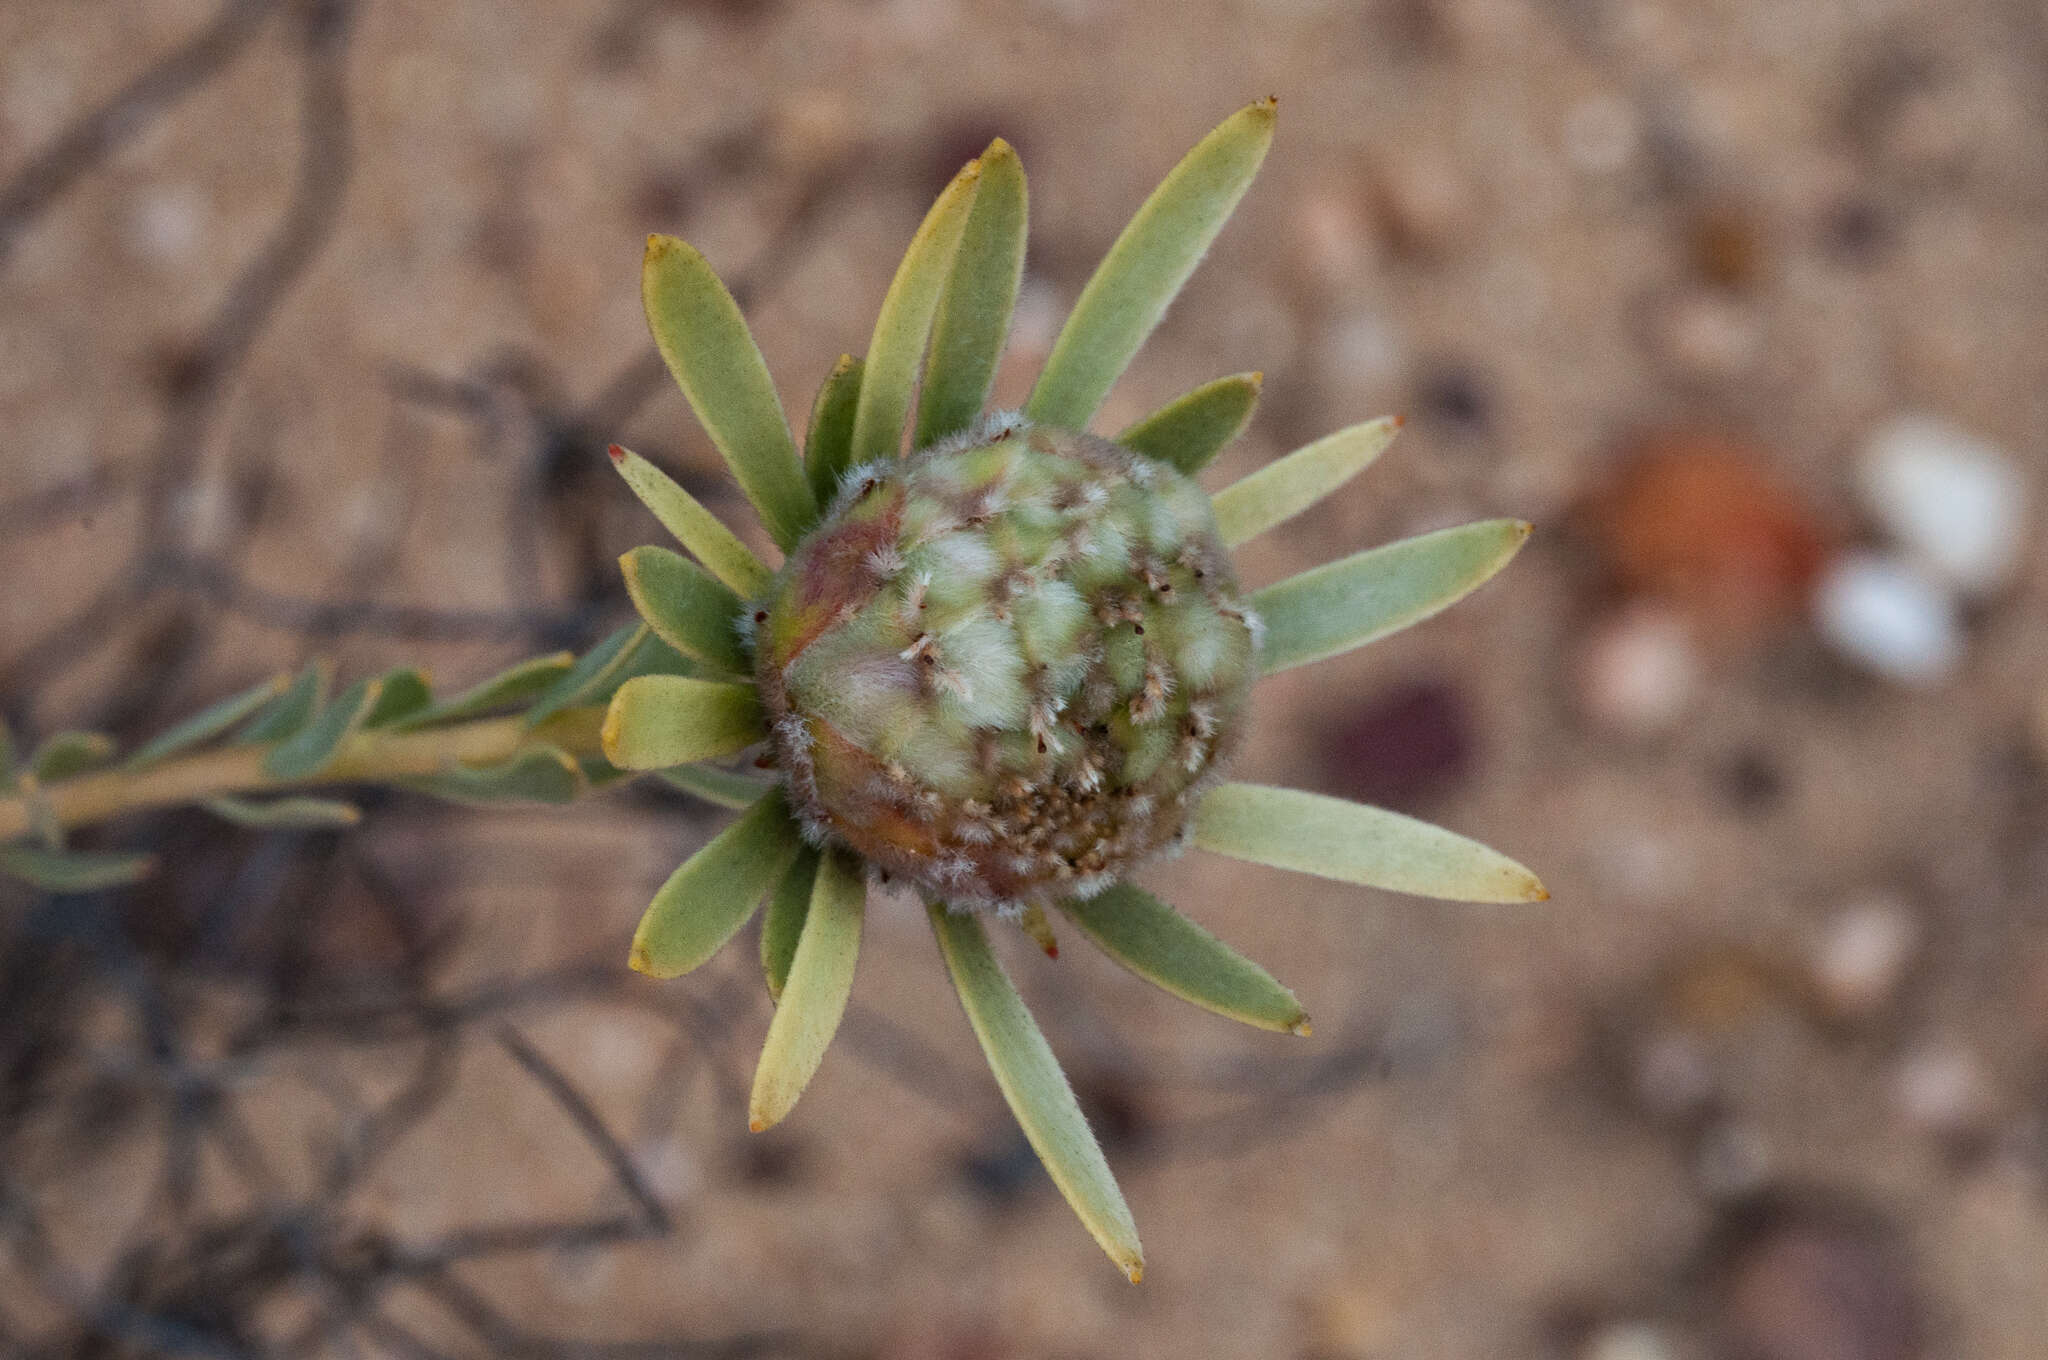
[{"x1": 0, "y1": 706, "x2": 606, "y2": 844}]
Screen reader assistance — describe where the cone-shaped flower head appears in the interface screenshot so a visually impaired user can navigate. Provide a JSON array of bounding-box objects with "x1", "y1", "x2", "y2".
[{"x1": 759, "y1": 418, "x2": 1256, "y2": 907}]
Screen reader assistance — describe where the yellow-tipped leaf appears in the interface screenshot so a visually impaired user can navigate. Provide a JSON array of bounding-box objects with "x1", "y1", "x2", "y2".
[
  {"x1": 749, "y1": 849, "x2": 865, "y2": 1129},
  {"x1": 642, "y1": 236, "x2": 815, "y2": 549},
  {"x1": 929, "y1": 904, "x2": 1144, "y2": 1282},
  {"x1": 1026, "y1": 99, "x2": 1276, "y2": 430},
  {"x1": 1192, "y1": 783, "x2": 1548, "y2": 904},
  {"x1": 601, "y1": 675, "x2": 764, "y2": 770}
]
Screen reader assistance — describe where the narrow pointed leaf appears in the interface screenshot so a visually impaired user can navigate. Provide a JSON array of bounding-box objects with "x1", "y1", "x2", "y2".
[
  {"x1": 848, "y1": 158, "x2": 984, "y2": 465},
  {"x1": 1026, "y1": 99, "x2": 1276, "y2": 430},
  {"x1": 608, "y1": 445, "x2": 772, "y2": 598},
  {"x1": 263, "y1": 677, "x2": 381, "y2": 780},
  {"x1": 761, "y1": 846, "x2": 821, "y2": 1001},
  {"x1": 642, "y1": 235, "x2": 815, "y2": 549},
  {"x1": 403, "y1": 745, "x2": 585, "y2": 805},
  {"x1": 916, "y1": 139, "x2": 1027, "y2": 447},
  {"x1": 28, "y1": 731, "x2": 117, "y2": 782},
  {"x1": 524, "y1": 623, "x2": 644, "y2": 728},
  {"x1": 1114, "y1": 371, "x2": 1263, "y2": 473},
  {"x1": 0, "y1": 844, "x2": 155, "y2": 893},
  {"x1": 928, "y1": 904, "x2": 1143, "y2": 1282},
  {"x1": 1212, "y1": 417, "x2": 1398, "y2": 547},
  {"x1": 0, "y1": 718, "x2": 14, "y2": 780},
  {"x1": 804, "y1": 354, "x2": 865, "y2": 504},
  {"x1": 363, "y1": 668, "x2": 433, "y2": 727},
  {"x1": 601, "y1": 675, "x2": 764, "y2": 771},
  {"x1": 239, "y1": 662, "x2": 329, "y2": 744},
  {"x1": 749, "y1": 849, "x2": 865, "y2": 1129},
  {"x1": 657, "y1": 762, "x2": 775, "y2": 811},
  {"x1": 203, "y1": 795, "x2": 362, "y2": 829},
  {"x1": 620, "y1": 545, "x2": 748, "y2": 676},
  {"x1": 1192, "y1": 783, "x2": 1548, "y2": 903},
  {"x1": 629, "y1": 789, "x2": 801, "y2": 978},
  {"x1": 1254, "y1": 519, "x2": 1532, "y2": 674},
  {"x1": 389, "y1": 653, "x2": 573, "y2": 730},
  {"x1": 1057, "y1": 883, "x2": 1307, "y2": 1033}
]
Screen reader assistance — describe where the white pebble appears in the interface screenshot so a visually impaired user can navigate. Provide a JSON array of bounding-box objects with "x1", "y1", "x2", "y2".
[
  {"x1": 1576, "y1": 604, "x2": 1700, "y2": 739},
  {"x1": 1808, "y1": 895, "x2": 1917, "y2": 1018},
  {"x1": 1857, "y1": 414, "x2": 2027, "y2": 594},
  {"x1": 1894, "y1": 1042, "x2": 1993, "y2": 1136},
  {"x1": 1812, "y1": 552, "x2": 1961, "y2": 686},
  {"x1": 1581, "y1": 1321, "x2": 1680, "y2": 1360},
  {"x1": 1321, "y1": 309, "x2": 1404, "y2": 388},
  {"x1": 126, "y1": 183, "x2": 205, "y2": 265}
]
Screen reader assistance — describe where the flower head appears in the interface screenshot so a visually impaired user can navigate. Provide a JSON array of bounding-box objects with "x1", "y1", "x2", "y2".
[{"x1": 603, "y1": 99, "x2": 1545, "y2": 1281}]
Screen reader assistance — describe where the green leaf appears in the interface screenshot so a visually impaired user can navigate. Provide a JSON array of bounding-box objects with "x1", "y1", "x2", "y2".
[
  {"x1": 608, "y1": 445, "x2": 772, "y2": 599},
  {"x1": 749, "y1": 848, "x2": 865, "y2": 1129},
  {"x1": 524, "y1": 624, "x2": 642, "y2": 728},
  {"x1": 601, "y1": 675, "x2": 764, "y2": 771},
  {"x1": 848, "y1": 156, "x2": 984, "y2": 465},
  {"x1": 28, "y1": 731, "x2": 117, "y2": 782},
  {"x1": 620, "y1": 545, "x2": 749, "y2": 677},
  {"x1": 1211, "y1": 416, "x2": 1398, "y2": 547},
  {"x1": 0, "y1": 844, "x2": 155, "y2": 893},
  {"x1": 916, "y1": 139, "x2": 1027, "y2": 448},
  {"x1": 0, "y1": 718, "x2": 14, "y2": 780},
  {"x1": 629, "y1": 789, "x2": 801, "y2": 978},
  {"x1": 1253, "y1": 518, "x2": 1531, "y2": 674},
  {"x1": 804, "y1": 354, "x2": 865, "y2": 505},
  {"x1": 388, "y1": 653, "x2": 573, "y2": 730},
  {"x1": 1026, "y1": 99, "x2": 1276, "y2": 431},
  {"x1": 203, "y1": 795, "x2": 362, "y2": 829},
  {"x1": 131, "y1": 675, "x2": 288, "y2": 766},
  {"x1": 642, "y1": 235, "x2": 816, "y2": 549},
  {"x1": 403, "y1": 745, "x2": 585, "y2": 805},
  {"x1": 656, "y1": 762, "x2": 775, "y2": 811},
  {"x1": 1191, "y1": 783, "x2": 1548, "y2": 904},
  {"x1": 1057, "y1": 883, "x2": 1308, "y2": 1034},
  {"x1": 928, "y1": 904, "x2": 1144, "y2": 1283},
  {"x1": 761, "y1": 846, "x2": 821, "y2": 1002},
  {"x1": 238, "y1": 662, "x2": 330, "y2": 744},
  {"x1": 263, "y1": 677, "x2": 381, "y2": 781},
  {"x1": 363, "y1": 668, "x2": 433, "y2": 727},
  {"x1": 1114, "y1": 371, "x2": 1263, "y2": 474}
]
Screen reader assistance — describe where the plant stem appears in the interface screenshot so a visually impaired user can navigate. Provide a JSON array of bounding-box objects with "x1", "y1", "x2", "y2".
[{"x1": 0, "y1": 708, "x2": 607, "y2": 842}]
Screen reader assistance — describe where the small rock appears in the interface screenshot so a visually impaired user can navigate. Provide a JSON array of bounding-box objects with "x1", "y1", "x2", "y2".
[
  {"x1": 1295, "y1": 183, "x2": 1371, "y2": 287},
  {"x1": 125, "y1": 183, "x2": 205, "y2": 265},
  {"x1": 1688, "y1": 201, "x2": 1769, "y2": 290},
  {"x1": 1366, "y1": 151, "x2": 1470, "y2": 259},
  {"x1": 1320, "y1": 677, "x2": 1474, "y2": 812},
  {"x1": 1720, "y1": 1210, "x2": 1921, "y2": 1360},
  {"x1": 1591, "y1": 432, "x2": 1829, "y2": 640},
  {"x1": 1633, "y1": 1026, "x2": 1717, "y2": 1121},
  {"x1": 1320, "y1": 309, "x2": 1405, "y2": 388},
  {"x1": 1811, "y1": 552, "x2": 1962, "y2": 687},
  {"x1": 1696, "y1": 1119, "x2": 1773, "y2": 1199},
  {"x1": 1892, "y1": 1041, "x2": 1994, "y2": 1139},
  {"x1": 1654, "y1": 289, "x2": 1764, "y2": 381},
  {"x1": 1856, "y1": 415, "x2": 2026, "y2": 594},
  {"x1": 1807, "y1": 896, "x2": 1917, "y2": 1020},
  {"x1": 1581, "y1": 1321, "x2": 1682, "y2": 1360},
  {"x1": 1576, "y1": 603, "x2": 1701, "y2": 739}
]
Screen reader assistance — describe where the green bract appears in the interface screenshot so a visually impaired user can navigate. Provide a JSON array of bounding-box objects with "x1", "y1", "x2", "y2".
[{"x1": 604, "y1": 98, "x2": 1545, "y2": 1282}]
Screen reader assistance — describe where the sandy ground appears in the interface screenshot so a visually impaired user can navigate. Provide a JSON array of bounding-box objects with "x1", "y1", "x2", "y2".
[{"x1": 3, "y1": 1, "x2": 2046, "y2": 1356}]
